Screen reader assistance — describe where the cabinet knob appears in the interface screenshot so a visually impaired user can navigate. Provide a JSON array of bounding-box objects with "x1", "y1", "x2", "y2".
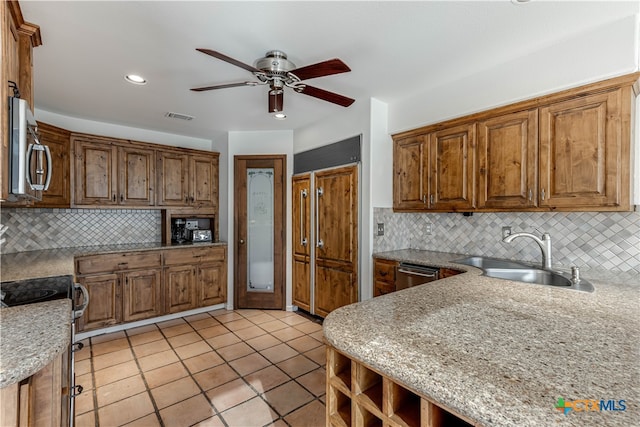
[
  {"x1": 239, "y1": 239, "x2": 245, "y2": 244},
  {"x1": 541, "y1": 188, "x2": 546, "y2": 201}
]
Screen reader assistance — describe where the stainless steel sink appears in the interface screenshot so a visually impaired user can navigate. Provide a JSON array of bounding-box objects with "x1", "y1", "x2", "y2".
[
  {"x1": 453, "y1": 256, "x2": 594, "y2": 292},
  {"x1": 453, "y1": 256, "x2": 532, "y2": 270},
  {"x1": 483, "y1": 268, "x2": 572, "y2": 287}
]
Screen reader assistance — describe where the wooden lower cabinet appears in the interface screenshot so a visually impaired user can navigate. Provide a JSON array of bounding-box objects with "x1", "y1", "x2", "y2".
[
  {"x1": 0, "y1": 350, "x2": 70, "y2": 427},
  {"x1": 122, "y1": 269, "x2": 163, "y2": 322},
  {"x1": 77, "y1": 273, "x2": 121, "y2": 331},
  {"x1": 373, "y1": 258, "x2": 397, "y2": 297},
  {"x1": 76, "y1": 246, "x2": 227, "y2": 332},
  {"x1": 198, "y1": 262, "x2": 226, "y2": 307},
  {"x1": 327, "y1": 347, "x2": 473, "y2": 427},
  {"x1": 164, "y1": 265, "x2": 197, "y2": 314}
]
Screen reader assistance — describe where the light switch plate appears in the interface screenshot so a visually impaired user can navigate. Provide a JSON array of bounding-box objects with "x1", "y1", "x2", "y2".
[
  {"x1": 426, "y1": 223, "x2": 432, "y2": 235},
  {"x1": 377, "y1": 223, "x2": 384, "y2": 236}
]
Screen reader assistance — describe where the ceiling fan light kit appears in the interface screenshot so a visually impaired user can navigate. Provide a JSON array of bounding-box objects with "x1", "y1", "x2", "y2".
[{"x1": 191, "y1": 48, "x2": 355, "y2": 113}]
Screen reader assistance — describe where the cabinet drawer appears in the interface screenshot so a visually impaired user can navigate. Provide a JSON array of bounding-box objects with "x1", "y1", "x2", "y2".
[
  {"x1": 374, "y1": 281, "x2": 396, "y2": 297},
  {"x1": 373, "y1": 259, "x2": 396, "y2": 283},
  {"x1": 163, "y1": 246, "x2": 225, "y2": 265},
  {"x1": 76, "y1": 251, "x2": 161, "y2": 275}
]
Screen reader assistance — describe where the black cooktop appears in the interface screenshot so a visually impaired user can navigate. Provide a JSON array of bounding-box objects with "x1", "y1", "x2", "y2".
[{"x1": 1, "y1": 275, "x2": 73, "y2": 307}]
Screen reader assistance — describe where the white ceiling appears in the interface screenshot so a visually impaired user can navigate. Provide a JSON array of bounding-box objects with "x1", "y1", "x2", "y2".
[{"x1": 20, "y1": 1, "x2": 639, "y2": 142}]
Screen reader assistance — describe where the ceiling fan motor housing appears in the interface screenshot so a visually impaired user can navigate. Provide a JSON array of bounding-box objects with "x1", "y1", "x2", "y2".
[{"x1": 255, "y1": 50, "x2": 296, "y2": 74}]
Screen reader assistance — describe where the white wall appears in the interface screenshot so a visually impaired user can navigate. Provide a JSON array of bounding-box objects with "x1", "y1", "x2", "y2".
[
  {"x1": 211, "y1": 133, "x2": 229, "y2": 241},
  {"x1": 389, "y1": 15, "x2": 639, "y2": 136},
  {"x1": 225, "y1": 130, "x2": 294, "y2": 310},
  {"x1": 35, "y1": 109, "x2": 213, "y2": 150}
]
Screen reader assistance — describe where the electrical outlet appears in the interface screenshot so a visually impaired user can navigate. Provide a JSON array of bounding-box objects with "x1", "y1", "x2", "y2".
[
  {"x1": 502, "y1": 226, "x2": 512, "y2": 239},
  {"x1": 377, "y1": 223, "x2": 384, "y2": 236},
  {"x1": 426, "y1": 223, "x2": 432, "y2": 235}
]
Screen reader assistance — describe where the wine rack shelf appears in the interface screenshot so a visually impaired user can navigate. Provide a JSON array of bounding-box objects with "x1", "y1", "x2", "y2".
[{"x1": 327, "y1": 346, "x2": 475, "y2": 427}]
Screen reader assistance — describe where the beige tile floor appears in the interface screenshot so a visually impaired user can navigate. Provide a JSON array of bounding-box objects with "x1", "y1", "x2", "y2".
[{"x1": 74, "y1": 309, "x2": 327, "y2": 427}]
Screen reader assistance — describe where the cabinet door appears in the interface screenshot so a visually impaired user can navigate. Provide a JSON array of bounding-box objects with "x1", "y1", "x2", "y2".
[
  {"x1": 77, "y1": 273, "x2": 120, "y2": 331},
  {"x1": 73, "y1": 137, "x2": 118, "y2": 205},
  {"x1": 119, "y1": 146, "x2": 155, "y2": 206},
  {"x1": 429, "y1": 123, "x2": 476, "y2": 211},
  {"x1": 197, "y1": 262, "x2": 226, "y2": 307},
  {"x1": 477, "y1": 109, "x2": 538, "y2": 208},
  {"x1": 539, "y1": 89, "x2": 626, "y2": 209},
  {"x1": 164, "y1": 265, "x2": 197, "y2": 313},
  {"x1": 190, "y1": 154, "x2": 218, "y2": 207},
  {"x1": 393, "y1": 135, "x2": 428, "y2": 210},
  {"x1": 122, "y1": 269, "x2": 162, "y2": 322},
  {"x1": 292, "y1": 174, "x2": 311, "y2": 311},
  {"x1": 34, "y1": 123, "x2": 71, "y2": 208},
  {"x1": 157, "y1": 151, "x2": 189, "y2": 206},
  {"x1": 314, "y1": 165, "x2": 358, "y2": 317}
]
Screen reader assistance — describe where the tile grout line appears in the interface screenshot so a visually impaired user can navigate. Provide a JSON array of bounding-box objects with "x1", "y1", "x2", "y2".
[{"x1": 79, "y1": 309, "x2": 326, "y2": 427}]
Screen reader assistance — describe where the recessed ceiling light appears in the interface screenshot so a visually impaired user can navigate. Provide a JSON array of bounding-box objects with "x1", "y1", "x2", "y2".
[
  {"x1": 125, "y1": 74, "x2": 147, "y2": 85},
  {"x1": 273, "y1": 113, "x2": 287, "y2": 120}
]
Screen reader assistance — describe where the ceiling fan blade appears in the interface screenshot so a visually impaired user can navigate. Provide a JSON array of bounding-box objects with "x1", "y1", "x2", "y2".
[
  {"x1": 190, "y1": 82, "x2": 257, "y2": 92},
  {"x1": 269, "y1": 91, "x2": 284, "y2": 113},
  {"x1": 297, "y1": 85, "x2": 355, "y2": 107},
  {"x1": 196, "y1": 48, "x2": 261, "y2": 73},
  {"x1": 290, "y1": 59, "x2": 351, "y2": 81}
]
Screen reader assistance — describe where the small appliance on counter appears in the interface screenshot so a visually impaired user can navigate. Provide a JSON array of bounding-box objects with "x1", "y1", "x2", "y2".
[{"x1": 170, "y1": 217, "x2": 214, "y2": 244}]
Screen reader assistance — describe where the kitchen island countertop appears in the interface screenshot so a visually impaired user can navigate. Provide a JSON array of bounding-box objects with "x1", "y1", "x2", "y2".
[
  {"x1": 0, "y1": 241, "x2": 228, "y2": 282},
  {"x1": 324, "y1": 249, "x2": 639, "y2": 426},
  {"x1": 0, "y1": 299, "x2": 72, "y2": 388}
]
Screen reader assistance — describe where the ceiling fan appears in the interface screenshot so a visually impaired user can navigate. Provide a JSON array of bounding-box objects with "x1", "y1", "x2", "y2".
[{"x1": 191, "y1": 49, "x2": 355, "y2": 113}]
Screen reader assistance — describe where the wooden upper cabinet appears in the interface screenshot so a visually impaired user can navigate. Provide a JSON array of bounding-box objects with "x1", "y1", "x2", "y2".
[
  {"x1": 157, "y1": 150, "x2": 218, "y2": 207},
  {"x1": 393, "y1": 135, "x2": 428, "y2": 209},
  {"x1": 34, "y1": 122, "x2": 71, "y2": 208},
  {"x1": 392, "y1": 73, "x2": 637, "y2": 212},
  {"x1": 73, "y1": 136, "x2": 118, "y2": 205},
  {"x1": 429, "y1": 123, "x2": 476, "y2": 211},
  {"x1": 190, "y1": 154, "x2": 218, "y2": 208},
  {"x1": 539, "y1": 88, "x2": 629, "y2": 209},
  {"x1": 478, "y1": 109, "x2": 538, "y2": 209},
  {"x1": 157, "y1": 151, "x2": 189, "y2": 206},
  {"x1": 119, "y1": 145, "x2": 155, "y2": 206}
]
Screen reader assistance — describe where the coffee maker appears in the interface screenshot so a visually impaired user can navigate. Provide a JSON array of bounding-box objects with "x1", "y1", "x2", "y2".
[{"x1": 171, "y1": 218, "x2": 187, "y2": 243}]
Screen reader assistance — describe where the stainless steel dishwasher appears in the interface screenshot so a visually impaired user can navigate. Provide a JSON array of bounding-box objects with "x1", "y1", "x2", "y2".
[{"x1": 395, "y1": 262, "x2": 439, "y2": 290}]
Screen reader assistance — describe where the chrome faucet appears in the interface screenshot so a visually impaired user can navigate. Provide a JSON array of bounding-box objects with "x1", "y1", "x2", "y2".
[{"x1": 502, "y1": 231, "x2": 553, "y2": 270}]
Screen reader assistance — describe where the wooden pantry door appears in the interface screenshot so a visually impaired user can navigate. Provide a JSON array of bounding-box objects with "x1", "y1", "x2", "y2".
[{"x1": 234, "y1": 155, "x2": 286, "y2": 309}]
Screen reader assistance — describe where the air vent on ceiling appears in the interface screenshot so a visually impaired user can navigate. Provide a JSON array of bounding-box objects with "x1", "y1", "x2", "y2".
[{"x1": 164, "y1": 112, "x2": 194, "y2": 121}]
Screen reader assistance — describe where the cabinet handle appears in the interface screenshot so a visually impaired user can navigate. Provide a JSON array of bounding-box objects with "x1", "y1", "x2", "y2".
[
  {"x1": 430, "y1": 194, "x2": 434, "y2": 206},
  {"x1": 112, "y1": 194, "x2": 116, "y2": 202},
  {"x1": 528, "y1": 188, "x2": 532, "y2": 201},
  {"x1": 185, "y1": 196, "x2": 189, "y2": 203},
  {"x1": 120, "y1": 194, "x2": 124, "y2": 202},
  {"x1": 422, "y1": 194, "x2": 426, "y2": 204},
  {"x1": 300, "y1": 189, "x2": 308, "y2": 246},
  {"x1": 541, "y1": 188, "x2": 545, "y2": 201},
  {"x1": 316, "y1": 187, "x2": 324, "y2": 249},
  {"x1": 71, "y1": 385, "x2": 84, "y2": 398}
]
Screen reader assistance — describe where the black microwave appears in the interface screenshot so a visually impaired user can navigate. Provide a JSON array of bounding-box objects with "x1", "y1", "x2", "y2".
[{"x1": 7, "y1": 97, "x2": 52, "y2": 201}]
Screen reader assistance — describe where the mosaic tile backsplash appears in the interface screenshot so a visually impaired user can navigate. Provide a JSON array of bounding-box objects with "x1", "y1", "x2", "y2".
[
  {"x1": 1, "y1": 208, "x2": 162, "y2": 253},
  {"x1": 373, "y1": 208, "x2": 640, "y2": 273}
]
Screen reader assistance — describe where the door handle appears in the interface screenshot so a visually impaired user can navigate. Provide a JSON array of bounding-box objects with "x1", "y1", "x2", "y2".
[
  {"x1": 300, "y1": 189, "x2": 308, "y2": 246},
  {"x1": 316, "y1": 187, "x2": 324, "y2": 249},
  {"x1": 239, "y1": 239, "x2": 245, "y2": 244}
]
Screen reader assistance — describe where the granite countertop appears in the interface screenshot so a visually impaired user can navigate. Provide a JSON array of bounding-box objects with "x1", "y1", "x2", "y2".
[
  {"x1": 0, "y1": 299, "x2": 72, "y2": 388},
  {"x1": 324, "y1": 249, "x2": 640, "y2": 427},
  {"x1": 0, "y1": 241, "x2": 228, "y2": 282}
]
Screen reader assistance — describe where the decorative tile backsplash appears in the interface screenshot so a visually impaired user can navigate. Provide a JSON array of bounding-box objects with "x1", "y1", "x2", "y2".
[
  {"x1": 0, "y1": 208, "x2": 162, "y2": 253},
  {"x1": 373, "y1": 208, "x2": 640, "y2": 273}
]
